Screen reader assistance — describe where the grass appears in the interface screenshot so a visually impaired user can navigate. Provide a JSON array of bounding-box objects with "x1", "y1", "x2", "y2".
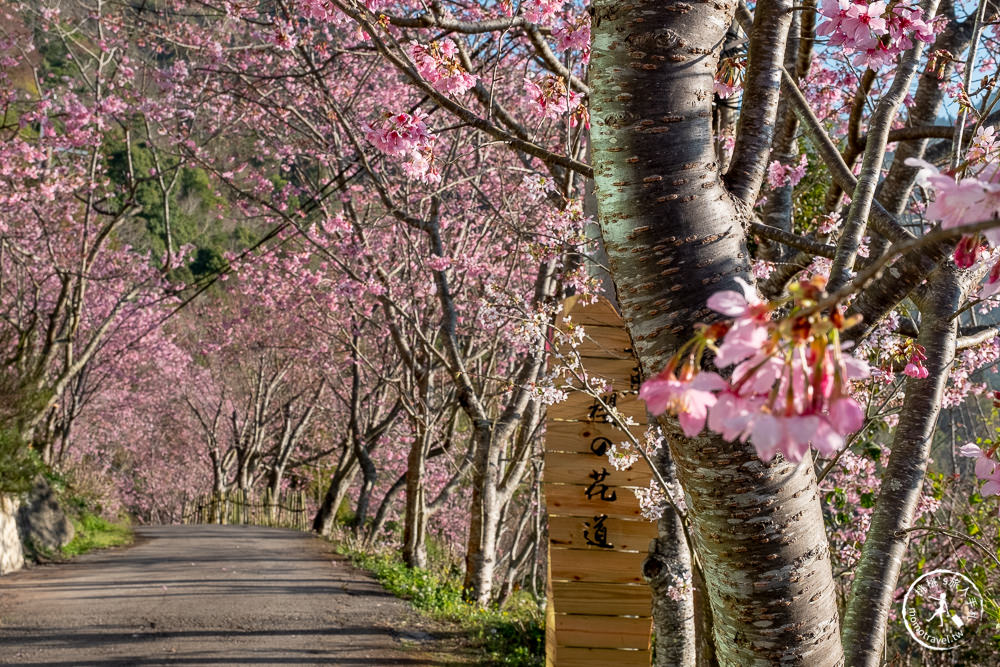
[
  {"x1": 61, "y1": 512, "x2": 133, "y2": 557},
  {"x1": 336, "y1": 543, "x2": 543, "y2": 666}
]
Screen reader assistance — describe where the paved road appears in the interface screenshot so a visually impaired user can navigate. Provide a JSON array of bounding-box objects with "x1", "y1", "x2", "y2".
[{"x1": 0, "y1": 525, "x2": 467, "y2": 666}]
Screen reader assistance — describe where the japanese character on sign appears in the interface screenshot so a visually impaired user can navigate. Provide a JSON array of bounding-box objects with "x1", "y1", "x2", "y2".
[
  {"x1": 584, "y1": 514, "x2": 614, "y2": 549},
  {"x1": 585, "y1": 468, "x2": 617, "y2": 502},
  {"x1": 590, "y1": 436, "x2": 611, "y2": 456},
  {"x1": 588, "y1": 393, "x2": 617, "y2": 421}
]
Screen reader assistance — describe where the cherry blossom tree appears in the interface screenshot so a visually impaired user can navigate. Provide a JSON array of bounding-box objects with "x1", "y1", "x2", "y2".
[{"x1": 10, "y1": 0, "x2": 1000, "y2": 664}]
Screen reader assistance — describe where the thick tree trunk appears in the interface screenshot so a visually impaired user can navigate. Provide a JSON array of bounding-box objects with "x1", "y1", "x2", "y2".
[
  {"x1": 590, "y1": 1, "x2": 844, "y2": 663},
  {"x1": 351, "y1": 437, "x2": 377, "y2": 533},
  {"x1": 402, "y1": 427, "x2": 429, "y2": 568},
  {"x1": 312, "y1": 448, "x2": 359, "y2": 535},
  {"x1": 462, "y1": 429, "x2": 501, "y2": 603},
  {"x1": 841, "y1": 267, "x2": 963, "y2": 665}
]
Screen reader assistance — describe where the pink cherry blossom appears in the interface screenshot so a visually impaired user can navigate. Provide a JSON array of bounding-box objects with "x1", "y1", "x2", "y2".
[
  {"x1": 640, "y1": 370, "x2": 728, "y2": 437},
  {"x1": 715, "y1": 320, "x2": 770, "y2": 368},
  {"x1": 817, "y1": 1, "x2": 934, "y2": 70},
  {"x1": 553, "y1": 18, "x2": 591, "y2": 58},
  {"x1": 969, "y1": 125, "x2": 998, "y2": 164},
  {"x1": 905, "y1": 158, "x2": 1000, "y2": 245},
  {"x1": 829, "y1": 397, "x2": 865, "y2": 434},
  {"x1": 953, "y1": 234, "x2": 985, "y2": 268},
  {"x1": 409, "y1": 40, "x2": 478, "y2": 96},
  {"x1": 903, "y1": 359, "x2": 928, "y2": 378},
  {"x1": 524, "y1": 75, "x2": 581, "y2": 120},
  {"x1": 364, "y1": 111, "x2": 435, "y2": 156},
  {"x1": 706, "y1": 277, "x2": 762, "y2": 317},
  {"x1": 960, "y1": 443, "x2": 1000, "y2": 499},
  {"x1": 522, "y1": 0, "x2": 561, "y2": 25},
  {"x1": 767, "y1": 153, "x2": 809, "y2": 189}
]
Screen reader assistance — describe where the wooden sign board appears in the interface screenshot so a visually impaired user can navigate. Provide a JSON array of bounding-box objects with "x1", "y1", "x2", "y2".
[{"x1": 545, "y1": 296, "x2": 656, "y2": 667}]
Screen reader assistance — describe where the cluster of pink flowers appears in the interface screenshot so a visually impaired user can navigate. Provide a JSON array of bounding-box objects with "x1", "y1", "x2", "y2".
[
  {"x1": 960, "y1": 442, "x2": 1000, "y2": 500},
  {"x1": 271, "y1": 19, "x2": 299, "y2": 51},
  {"x1": 969, "y1": 126, "x2": 999, "y2": 164},
  {"x1": 752, "y1": 259, "x2": 775, "y2": 279},
  {"x1": 522, "y1": 0, "x2": 561, "y2": 25},
  {"x1": 364, "y1": 111, "x2": 434, "y2": 156},
  {"x1": 941, "y1": 337, "x2": 1000, "y2": 407},
  {"x1": 902, "y1": 344, "x2": 928, "y2": 378},
  {"x1": 906, "y1": 157, "x2": 1000, "y2": 295},
  {"x1": 817, "y1": 1, "x2": 934, "y2": 69},
  {"x1": 714, "y1": 57, "x2": 744, "y2": 99},
  {"x1": 553, "y1": 17, "x2": 590, "y2": 58},
  {"x1": 364, "y1": 111, "x2": 440, "y2": 181},
  {"x1": 640, "y1": 278, "x2": 870, "y2": 463},
  {"x1": 409, "y1": 40, "x2": 478, "y2": 96},
  {"x1": 400, "y1": 145, "x2": 440, "y2": 183},
  {"x1": 767, "y1": 153, "x2": 809, "y2": 189},
  {"x1": 524, "y1": 75, "x2": 582, "y2": 121}
]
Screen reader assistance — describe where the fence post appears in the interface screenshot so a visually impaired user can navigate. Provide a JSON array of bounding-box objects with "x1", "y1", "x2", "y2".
[{"x1": 299, "y1": 491, "x2": 306, "y2": 531}]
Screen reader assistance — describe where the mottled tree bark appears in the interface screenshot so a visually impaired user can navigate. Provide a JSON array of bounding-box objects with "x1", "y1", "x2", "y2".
[
  {"x1": 757, "y1": 7, "x2": 811, "y2": 265},
  {"x1": 463, "y1": 429, "x2": 500, "y2": 600},
  {"x1": 841, "y1": 266, "x2": 964, "y2": 665},
  {"x1": 590, "y1": 1, "x2": 843, "y2": 663},
  {"x1": 827, "y1": 0, "x2": 939, "y2": 293},
  {"x1": 641, "y1": 446, "x2": 696, "y2": 666},
  {"x1": 402, "y1": 424, "x2": 429, "y2": 568}
]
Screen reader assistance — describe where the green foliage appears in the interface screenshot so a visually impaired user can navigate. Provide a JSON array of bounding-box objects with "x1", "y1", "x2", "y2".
[
  {"x1": 61, "y1": 511, "x2": 133, "y2": 558},
  {"x1": 0, "y1": 427, "x2": 42, "y2": 495},
  {"x1": 102, "y1": 133, "x2": 255, "y2": 284},
  {"x1": 336, "y1": 544, "x2": 543, "y2": 666},
  {"x1": 0, "y1": 382, "x2": 48, "y2": 494}
]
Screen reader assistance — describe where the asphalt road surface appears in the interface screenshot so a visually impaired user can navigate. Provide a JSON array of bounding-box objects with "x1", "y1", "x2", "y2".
[{"x1": 0, "y1": 525, "x2": 467, "y2": 666}]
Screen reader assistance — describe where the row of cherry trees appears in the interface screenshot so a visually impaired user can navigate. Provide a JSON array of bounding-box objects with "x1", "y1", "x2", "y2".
[
  {"x1": 5, "y1": 0, "x2": 1000, "y2": 663},
  {"x1": 1, "y1": 0, "x2": 583, "y2": 609}
]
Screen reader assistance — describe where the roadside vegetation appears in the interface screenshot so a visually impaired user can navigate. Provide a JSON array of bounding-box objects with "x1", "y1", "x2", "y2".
[
  {"x1": 61, "y1": 512, "x2": 133, "y2": 558},
  {"x1": 331, "y1": 531, "x2": 543, "y2": 666}
]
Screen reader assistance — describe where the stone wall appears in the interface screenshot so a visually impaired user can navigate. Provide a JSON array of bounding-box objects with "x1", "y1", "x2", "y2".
[{"x1": 1, "y1": 495, "x2": 24, "y2": 575}]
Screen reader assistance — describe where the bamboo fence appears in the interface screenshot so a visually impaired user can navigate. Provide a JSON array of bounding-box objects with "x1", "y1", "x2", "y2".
[{"x1": 180, "y1": 488, "x2": 309, "y2": 531}]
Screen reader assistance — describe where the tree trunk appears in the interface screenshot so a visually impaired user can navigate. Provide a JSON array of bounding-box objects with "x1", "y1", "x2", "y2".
[
  {"x1": 312, "y1": 448, "x2": 359, "y2": 535},
  {"x1": 351, "y1": 438, "x2": 377, "y2": 533},
  {"x1": 367, "y1": 471, "x2": 406, "y2": 545},
  {"x1": 590, "y1": 1, "x2": 844, "y2": 663},
  {"x1": 402, "y1": 427, "x2": 430, "y2": 568},
  {"x1": 841, "y1": 266, "x2": 963, "y2": 665},
  {"x1": 462, "y1": 428, "x2": 501, "y2": 603},
  {"x1": 642, "y1": 447, "x2": 696, "y2": 666}
]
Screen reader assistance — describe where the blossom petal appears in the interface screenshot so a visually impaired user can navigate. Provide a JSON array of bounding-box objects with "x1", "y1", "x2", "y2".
[
  {"x1": 959, "y1": 443, "x2": 983, "y2": 458},
  {"x1": 706, "y1": 290, "x2": 748, "y2": 317}
]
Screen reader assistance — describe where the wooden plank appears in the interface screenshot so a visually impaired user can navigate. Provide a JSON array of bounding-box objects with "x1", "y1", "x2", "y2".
[
  {"x1": 545, "y1": 421, "x2": 639, "y2": 455},
  {"x1": 550, "y1": 581, "x2": 653, "y2": 617},
  {"x1": 548, "y1": 515, "x2": 656, "y2": 553},
  {"x1": 562, "y1": 296, "x2": 624, "y2": 327},
  {"x1": 544, "y1": 483, "x2": 643, "y2": 519},
  {"x1": 555, "y1": 358, "x2": 642, "y2": 393},
  {"x1": 551, "y1": 647, "x2": 652, "y2": 667},
  {"x1": 553, "y1": 614, "x2": 653, "y2": 650},
  {"x1": 549, "y1": 547, "x2": 646, "y2": 584},
  {"x1": 559, "y1": 326, "x2": 634, "y2": 360},
  {"x1": 544, "y1": 452, "x2": 653, "y2": 488},
  {"x1": 547, "y1": 392, "x2": 648, "y2": 423},
  {"x1": 545, "y1": 549, "x2": 556, "y2": 667}
]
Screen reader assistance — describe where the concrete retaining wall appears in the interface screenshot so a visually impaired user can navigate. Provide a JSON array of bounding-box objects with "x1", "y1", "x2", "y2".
[{"x1": 1, "y1": 495, "x2": 25, "y2": 575}]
